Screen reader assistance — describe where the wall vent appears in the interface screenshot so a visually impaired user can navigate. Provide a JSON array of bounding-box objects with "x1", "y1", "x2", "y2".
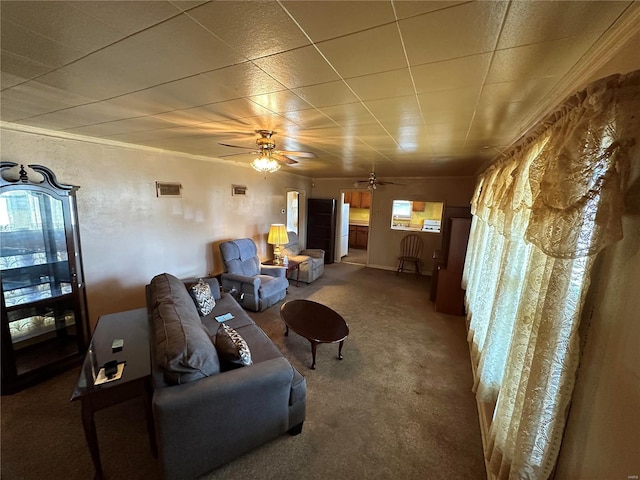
[
  {"x1": 156, "y1": 182, "x2": 182, "y2": 198},
  {"x1": 232, "y1": 184, "x2": 247, "y2": 196}
]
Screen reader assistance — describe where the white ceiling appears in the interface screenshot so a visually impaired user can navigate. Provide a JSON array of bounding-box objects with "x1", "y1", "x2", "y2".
[{"x1": 2, "y1": 1, "x2": 639, "y2": 178}]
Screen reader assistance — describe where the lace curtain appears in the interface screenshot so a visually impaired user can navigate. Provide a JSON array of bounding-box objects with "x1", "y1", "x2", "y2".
[{"x1": 463, "y1": 70, "x2": 640, "y2": 480}]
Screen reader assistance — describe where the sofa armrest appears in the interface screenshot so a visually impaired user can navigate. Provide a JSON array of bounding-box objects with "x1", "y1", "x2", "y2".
[
  {"x1": 300, "y1": 249, "x2": 324, "y2": 259},
  {"x1": 261, "y1": 265, "x2": 286, "y2": 278},
  {"x1": 153, "y1": 357, "x2": 295, "y2": 479}
]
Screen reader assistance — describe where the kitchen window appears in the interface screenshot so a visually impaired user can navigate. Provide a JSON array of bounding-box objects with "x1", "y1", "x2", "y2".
[{"x1": 390, "y1": 200, "x2": 443, "y2": 232}]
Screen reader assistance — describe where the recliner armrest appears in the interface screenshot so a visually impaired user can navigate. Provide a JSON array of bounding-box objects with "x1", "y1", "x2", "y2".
[
  {"x1": 261, "y1": 265, "x2": 286, "y2": 278},
  {"x1": 300, "y1": 249, "x2": 325, "y2": 259},
  {"x1": 221, "y1": 272, "x2": 260, "y2": 287}
]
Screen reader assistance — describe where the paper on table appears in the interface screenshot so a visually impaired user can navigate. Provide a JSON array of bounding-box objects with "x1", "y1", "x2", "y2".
[
  {"x1": 215, "y1": 313, "x2": 234, "y2": 322},
  {"x1": 94, "y1": 362, "x2": 126, "y2": 385}
]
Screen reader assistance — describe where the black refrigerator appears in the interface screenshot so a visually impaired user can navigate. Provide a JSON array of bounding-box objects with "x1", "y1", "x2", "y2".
[{"x1": 307, "y1": 198, "x2": 336, "y2": 264}]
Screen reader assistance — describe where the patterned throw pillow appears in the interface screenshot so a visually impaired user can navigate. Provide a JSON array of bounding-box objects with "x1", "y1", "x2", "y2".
[
  {"x1": 215, "y1": 323, "x2": 252, "y2": 369},
  {"x1": 189, "y1": 279, "x2": 215, "y2": 316}
]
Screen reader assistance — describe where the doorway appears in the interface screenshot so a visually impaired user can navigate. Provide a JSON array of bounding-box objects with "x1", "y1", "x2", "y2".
[
  {"x1": 286, "y1": 191, "x2": 299, "y2": 234},
  {"x1": 340, "y1": 190, "x2": 370, "y2": 266}
]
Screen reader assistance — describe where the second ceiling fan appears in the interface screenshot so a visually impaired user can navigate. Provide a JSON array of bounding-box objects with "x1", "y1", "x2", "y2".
[{"x1": 354, "y1": 172, "x2": 402, "y2": 190}]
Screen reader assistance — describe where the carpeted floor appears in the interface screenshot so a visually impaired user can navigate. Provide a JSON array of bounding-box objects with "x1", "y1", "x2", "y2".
[{"x1": 0, "y1": 263, "x2": 486, "y2": 480}]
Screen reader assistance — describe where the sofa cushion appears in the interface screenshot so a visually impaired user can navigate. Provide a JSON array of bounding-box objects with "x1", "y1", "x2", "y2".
[
  {"x1": 189, "y1": 279, "x2": 216, "y2": 316},
  {"x1": 215, "y1": 323, "x2": 252, "y2": 369},
  {"x1": 150, "y1": 273, "x2": 221, "y2": 384}
]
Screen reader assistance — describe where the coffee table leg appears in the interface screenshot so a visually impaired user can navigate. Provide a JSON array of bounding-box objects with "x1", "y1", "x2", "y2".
[
  {"x1": 310, "y1": 341, "x2": 318, "y2": 369},
  {"x1": 338, "y1": 340, "x2": 345, "y2": 360},
  {"x1": 284, "y1": 324, "x2": 289, "y2": 336}
]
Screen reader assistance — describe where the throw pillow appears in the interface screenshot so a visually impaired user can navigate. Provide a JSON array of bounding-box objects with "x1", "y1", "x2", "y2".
[
  {"x1": 189, "y1": 278, "x2": 215, "y2": 316},
  {"x1": 214, "y1": 323, "x2": 252, "y2": 369}
]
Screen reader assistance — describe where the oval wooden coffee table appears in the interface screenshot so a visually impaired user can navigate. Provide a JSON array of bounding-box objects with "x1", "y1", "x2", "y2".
[{"x1": 280, "y1": 300, "x2": 349, "y2": 369}]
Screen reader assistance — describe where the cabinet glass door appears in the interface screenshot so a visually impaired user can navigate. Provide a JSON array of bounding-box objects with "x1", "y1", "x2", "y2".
[{"x1": 0, "y1": 189, "x2": 79, "y2": 373}]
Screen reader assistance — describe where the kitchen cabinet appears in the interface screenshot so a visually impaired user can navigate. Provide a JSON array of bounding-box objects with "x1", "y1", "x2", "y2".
[
  {"x1": 412, "y1": 201, "x2": 426, "y2": 212},
  {"x1": 345, "y1": 191, "x2": 371, "y2": 209},
  {"x1": 349, "y1": 225, "x2": 369, "y2": 249},
  {"x1": 1, "y1": 162, "x2": 89, "y2": 394}
]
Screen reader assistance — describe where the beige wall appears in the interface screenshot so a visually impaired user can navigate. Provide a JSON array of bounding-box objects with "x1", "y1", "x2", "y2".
[
  {"x1": 554, "y1": 142, "x2": 640, "y2": 479},
  {"x1": 1, "y1": 126, "x2": 312, "y2": 330},
  {"x1": 311, "y1": 177, "x2": 476, "y2": 271}
]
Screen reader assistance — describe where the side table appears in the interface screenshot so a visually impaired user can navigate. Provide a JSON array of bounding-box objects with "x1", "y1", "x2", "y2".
[
  {"x1": 71, "y1": 308, "x2": 156, "y2": 479},
  {"x1": 262, "y1": 259, "x2": 302, "y2": 287}
]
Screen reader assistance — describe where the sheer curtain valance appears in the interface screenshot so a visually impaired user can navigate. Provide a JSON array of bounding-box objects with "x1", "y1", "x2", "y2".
[{"x1": 464, "y1": 70, "x2": 640, "y2": 480}]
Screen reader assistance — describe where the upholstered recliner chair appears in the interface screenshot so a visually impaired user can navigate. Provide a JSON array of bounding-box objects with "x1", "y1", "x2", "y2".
[
  {"x1": 220, "y1": 238, "x2": 289, "y2": 312},
  {"x1": 281, "y1": 231, "x2": 325, "y2": 284}
]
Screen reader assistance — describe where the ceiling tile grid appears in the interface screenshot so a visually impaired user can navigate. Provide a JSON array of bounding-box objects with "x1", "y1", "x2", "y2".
[{"x1": 1, "y1": 0, "x2": 638, "y2": 178}]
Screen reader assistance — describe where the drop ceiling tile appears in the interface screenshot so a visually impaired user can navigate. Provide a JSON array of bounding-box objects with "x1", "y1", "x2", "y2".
[
  {"x1": 479, "y1": 77, "x2": 558, "y2": 108},
  {"x1": 0, "y1": 50, "x2": 51, "y2": 84},
  {"x1": 1, "y1": 1, "x2": 126, "y2": 54},
  {"x1": 0, "y1": 17, "x2": 85, "y2": 68},
  {"x1": 202, "y1": 63, "x2": 287, "y2": 98},
  {"x1": 282, "y1": 108, "x2": 336, "y2": 129},
  {"x1": 187, "y1": 1, "x2": 310, "y2": 59},
  {"x1": 70, "y1": 1, "x2": 182, "y2": 37},
  {"x1": 170, "y1": 1, "x2": 208, "y2": 12},
  {"x1": 346, "y1": 68, "x2": 415, "y2": 101},
  {"x1": 399, "y1": 2, "x2": 508, "y2": 65},
  {"x1": 1, "y1": 71, "x2": 25, "y2": 89},
  {"x1": 144, "y1": 75, "x2": 246, "y2": 110},
  {"x1": 67, "y1": 115, "x2": 178, "y2": 137},
  {"x1": 249, "y1": 91, "x2": 312, "y2": 114},
  {"x1": 317, "y1": 23, "x2": 407, "y2": 78},
  {"x1": 411, "y1": 53, "x2": 491, "y2": 94},
  {"x1": 282, "y1": 1, "x2": 395, "y2": 42},
  {"x1": 169, "y1": 99, "x2": 275, "y2": 124},
  {"x1": 253, "y1": 46, "x2": 340, "y2": 89},
  {"x1": 65, "y1": 35, "x2": 191, "y2": 92},
  {"x1": 292, "y1": 81, "x2": 360, "y2": 108},
  {"x1": 133, "y1": 14, "x2": 246, "y2": 78},
  {"x1": 365, "y1": 95, "x2": 424, "y2": 126},
  {"x1": 418, "y1": 86, "x2": 480, "y2": 118},
  {"x1": 1, "y1": 81, "x2": 96, "y2": 120},
  {"x1": 319, "y1": 102, "x2": 379, "y2": 127},
  {"x1": 497, "y1": 1, "x2": 631, "y2": 49},
  {"x1": 393, "y1": 1, "x2": 469, "y2": 20},
  {"x1": 24, "y1": 101, "x2": 139, "y2": 130},
  {"x1": 487, "y1": 33, "x2": 602, "y2": 83}
]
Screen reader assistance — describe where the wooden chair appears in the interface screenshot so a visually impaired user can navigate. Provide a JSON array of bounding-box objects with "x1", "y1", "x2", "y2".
[{"x1": 396, "y1": 234, "x2": 423, "y2": 276}]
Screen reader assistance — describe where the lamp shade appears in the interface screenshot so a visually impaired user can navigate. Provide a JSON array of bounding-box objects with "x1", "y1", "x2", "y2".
[{"x1": 267, "y1": 224, "x2": 289, "y2": 245}]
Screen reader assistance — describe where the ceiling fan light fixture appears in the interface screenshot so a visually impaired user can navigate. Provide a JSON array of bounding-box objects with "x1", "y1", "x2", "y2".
[{"x1": 250, "y1": 154, "x2": 280, "y2": 173}]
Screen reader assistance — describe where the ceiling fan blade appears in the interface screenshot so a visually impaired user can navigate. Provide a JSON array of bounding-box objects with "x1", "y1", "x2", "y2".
[
  {"x1": 276, "y1": 150, "x2": 317, "y2": 158},
  {"x1": 218, "y1": 142, "x2": 255, "y2": 150},
  {"x1": 272, "y1": 153, "x2": 298, "y2": 165},
  {"x1": 219, "y1": 150, "x2": 260, "y2": 158}
]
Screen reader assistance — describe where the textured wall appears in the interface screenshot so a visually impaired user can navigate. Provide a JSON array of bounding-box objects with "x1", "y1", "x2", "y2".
[
  {"x1": 0, "y1": 127, "x2": 312, "y2": 328},
  {"x1": 311, "y1": 177, "x2": 476, "y2": 270}
]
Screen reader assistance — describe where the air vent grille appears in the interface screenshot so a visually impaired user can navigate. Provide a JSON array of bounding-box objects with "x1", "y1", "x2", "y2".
[{"x1": 156, "y1": 182, "x2": 182, "y2": 198}]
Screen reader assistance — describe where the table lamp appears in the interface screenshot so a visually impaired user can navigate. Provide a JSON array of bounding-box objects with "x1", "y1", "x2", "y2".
[{"x1": 268, "y1": 224, "x2": 289, "y2": 265}]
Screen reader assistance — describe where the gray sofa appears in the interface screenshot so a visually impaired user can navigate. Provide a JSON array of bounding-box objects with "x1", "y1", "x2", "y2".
[
  {"x1": 281, "y1": 231, "x2": 325, "y2": 284},
  {"x1": 146, "y1": 273, "x2": 306, "y2": 480},
  {"x1": 219, "y1": 238, "x2": 289, "y2": 311}
]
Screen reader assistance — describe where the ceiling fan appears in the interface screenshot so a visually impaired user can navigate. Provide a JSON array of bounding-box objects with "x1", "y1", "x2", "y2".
[
  {"x1": 218, "y1": 130, "x2": 317, "y2": 166},
  {"x1": 353, "y1": 172, "x2": 401, "y2": 190}
]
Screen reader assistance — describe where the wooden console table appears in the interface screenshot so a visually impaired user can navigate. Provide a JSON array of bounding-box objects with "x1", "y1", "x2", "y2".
[{"x1": 71, "y1": 308, "x2": 156, "y2": 479}]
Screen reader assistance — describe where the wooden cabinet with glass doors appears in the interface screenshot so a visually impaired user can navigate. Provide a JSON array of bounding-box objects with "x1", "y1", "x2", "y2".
[{"x1": 1, "y1": 163, "x2": 89, "y2": 394}]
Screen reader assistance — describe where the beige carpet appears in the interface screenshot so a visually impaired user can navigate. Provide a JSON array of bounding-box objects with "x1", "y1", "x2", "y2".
[{"x1": 0, "y1": 263, "x2": 486, "y2": 480}]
